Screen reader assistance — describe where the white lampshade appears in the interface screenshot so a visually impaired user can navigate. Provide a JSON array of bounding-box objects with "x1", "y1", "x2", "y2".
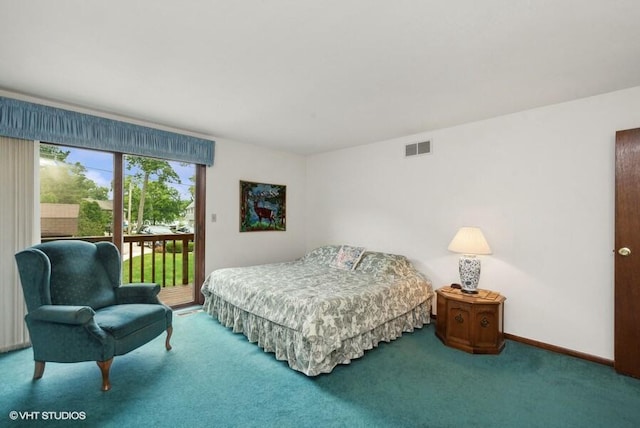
[{"x1": 447, "y1": 227, "x2": 492, "y2": 255}]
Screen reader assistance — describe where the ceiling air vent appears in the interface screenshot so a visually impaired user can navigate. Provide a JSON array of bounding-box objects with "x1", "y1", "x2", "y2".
[{"x1": 405, "y1": 140, "x2": 431, "y2": 157}]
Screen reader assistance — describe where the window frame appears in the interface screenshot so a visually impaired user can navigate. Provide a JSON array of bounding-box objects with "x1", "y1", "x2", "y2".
[{"x1": 40, "y1": 146, "x2": 205, "y2": 307}]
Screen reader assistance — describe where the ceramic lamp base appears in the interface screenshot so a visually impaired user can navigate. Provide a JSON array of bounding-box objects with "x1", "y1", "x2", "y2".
[{"x1": 459, "y1": 255, "x2": 481, "y2": 294}]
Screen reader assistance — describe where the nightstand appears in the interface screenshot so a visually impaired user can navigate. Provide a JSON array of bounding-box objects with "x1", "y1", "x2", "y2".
[{"x1": 435, "y1": 286, "x2": 506, "y2": 354}]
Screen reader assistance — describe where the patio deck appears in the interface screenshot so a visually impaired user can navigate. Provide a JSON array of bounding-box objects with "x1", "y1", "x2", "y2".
[{"x1": 158, "y1": 284, "x2": 196, "y2": 307}]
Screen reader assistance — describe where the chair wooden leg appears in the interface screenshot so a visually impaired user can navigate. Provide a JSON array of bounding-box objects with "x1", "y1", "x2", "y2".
[
  {"x1": 33, "y1": 361, "x2": 45, "y2": 380},
  {"x1": 96, "y1": 358, "x2": 113, "y2": 392},
  {"x1": 165, "y1": 325, "x2": 173, "y2": 351}
]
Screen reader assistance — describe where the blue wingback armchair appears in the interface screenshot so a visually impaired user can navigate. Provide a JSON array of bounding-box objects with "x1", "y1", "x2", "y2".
[{"x1": 15, "y1": 240, "x2": 173, "y2": 391}]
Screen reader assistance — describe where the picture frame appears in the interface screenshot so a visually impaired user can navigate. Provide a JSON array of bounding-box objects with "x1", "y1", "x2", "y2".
[{"x1": 239, "y1": 180, "x2": 286, "y2": 232}]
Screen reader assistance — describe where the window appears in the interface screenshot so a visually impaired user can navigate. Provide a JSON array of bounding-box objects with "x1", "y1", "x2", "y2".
[
  {"x1": 40, "y1": 144, "x2": 114, "y2": 239},
  {"x1": 39, "y1": 143, "x2": 205, "y2": 307}
]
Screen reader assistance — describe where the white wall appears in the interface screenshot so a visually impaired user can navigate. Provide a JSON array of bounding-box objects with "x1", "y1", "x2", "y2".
[
  {"x1": 306, "y1": 85, "x2": 640, "y2": 360},
  {"x1": 205, "y1": 138, "x2": 307, "y2": 273}
]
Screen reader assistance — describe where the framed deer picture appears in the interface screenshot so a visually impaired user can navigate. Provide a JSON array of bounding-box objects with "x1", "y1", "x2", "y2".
[{"x1": 240, "y1": 180, "x2": 287, "y2": 232}]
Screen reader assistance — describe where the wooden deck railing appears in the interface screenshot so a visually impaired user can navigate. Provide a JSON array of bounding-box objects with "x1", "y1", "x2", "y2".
[
  {"x1": 41, "y1": 233, "x2": 195, "y2": 288},
  {"x1": 122, "y1": 233, "x2": 194, "y2": 287}
]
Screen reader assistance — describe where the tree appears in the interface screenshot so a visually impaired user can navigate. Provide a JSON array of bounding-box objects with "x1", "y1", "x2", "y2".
[
  {"x1": 40, "y1": 145, "x2": 70, "y2": 162},
  {"x1": 145, "y1": 181, "x2": 183, "y2": 224},
  {"x1": 77, "y1": 200, "x2": 110, "y2": 236},
  {"x1": 125, "y1": 177, "x2": 185, "y2": 226},
  {"x1": 188, "y1": 174, "x2": 196, "y2": 200},
  {"x1": 40, "y1": 160, "x2": 109, "y2": 203},
  {"x1": 40, "y1": 146, "x2": 109, "y2": 204},
  {"x1": 124, "y1": 176, "x2": 140, "y2": 234},
  {"x1": 125, "y1": 156, "x2": 181, "y2": 231},
  {"x1": 40, "y1": 144, "x2": 112, "y2": 237}
]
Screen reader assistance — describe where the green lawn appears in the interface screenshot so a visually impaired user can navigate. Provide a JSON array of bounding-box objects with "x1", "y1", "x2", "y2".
[{"x1": 122, "y1": 252, "x2": 194, "y2": 287}]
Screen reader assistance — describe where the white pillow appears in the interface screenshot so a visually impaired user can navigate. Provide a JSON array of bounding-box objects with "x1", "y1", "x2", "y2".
[{"x1": 331, "y1": 245, "x2": 366, "y2": 271}]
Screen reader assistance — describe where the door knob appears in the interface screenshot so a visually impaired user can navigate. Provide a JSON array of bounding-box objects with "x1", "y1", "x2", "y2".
[{"x1": 618, "y1": 247, "x2": 632, "y2": 256}]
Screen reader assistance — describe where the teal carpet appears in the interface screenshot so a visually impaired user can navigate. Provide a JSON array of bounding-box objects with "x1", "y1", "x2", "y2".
[{"x1": 2, "y1": 309, "x2": 640, "y2": 427}]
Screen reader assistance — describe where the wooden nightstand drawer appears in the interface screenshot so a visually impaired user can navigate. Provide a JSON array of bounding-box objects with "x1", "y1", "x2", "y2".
[{"x1": 435, "y1": 286, "x2": 505, "y2": 354}]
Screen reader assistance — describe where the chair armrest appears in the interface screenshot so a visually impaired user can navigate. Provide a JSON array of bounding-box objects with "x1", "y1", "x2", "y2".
[
  {"x1": 28, "y1": 305, "x2": 95, "y2": 325},
  {"x1": 115, "y1": 283, "x2": 161, "y2": 304}
]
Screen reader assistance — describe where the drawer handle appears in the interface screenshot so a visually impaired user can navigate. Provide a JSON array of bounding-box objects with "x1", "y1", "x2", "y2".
[
  {"x1": 480, "y1": 317, "x2": 489, "y2": 328},
  {"x1": 455, "y1": 313, "x2": 464, "y2": 323}
]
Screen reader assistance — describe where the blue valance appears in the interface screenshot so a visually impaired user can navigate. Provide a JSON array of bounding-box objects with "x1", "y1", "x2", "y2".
[{"x1": 0, "y1": 96, "x2": 215, "y2": 166}]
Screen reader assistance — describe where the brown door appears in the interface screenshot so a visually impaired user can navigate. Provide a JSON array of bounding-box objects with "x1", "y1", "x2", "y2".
[{"x1": 615, "y1": 128, "x2": 640, "y2": 377}]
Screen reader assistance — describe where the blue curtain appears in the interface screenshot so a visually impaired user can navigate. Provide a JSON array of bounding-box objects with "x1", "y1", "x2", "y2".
[{"x1": 0, "y1": 96, "x2": 215, "y2": 166}]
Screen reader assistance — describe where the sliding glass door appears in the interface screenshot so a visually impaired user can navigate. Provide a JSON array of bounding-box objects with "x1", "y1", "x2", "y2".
[{"x1": 39, "y1": 143, "x2": 205, "y2": 307}]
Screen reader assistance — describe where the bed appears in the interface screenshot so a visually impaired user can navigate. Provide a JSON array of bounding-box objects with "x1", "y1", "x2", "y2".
[{"x1": 200, "y1": 245, "x2": 434, "y2": 375}]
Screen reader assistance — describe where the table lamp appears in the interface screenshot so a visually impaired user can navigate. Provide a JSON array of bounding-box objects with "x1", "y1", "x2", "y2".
[{"x1": 447, "y1": 227, "x2": 492, "y2": 294}]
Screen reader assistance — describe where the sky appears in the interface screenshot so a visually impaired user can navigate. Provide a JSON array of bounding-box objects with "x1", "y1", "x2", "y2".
[{"x1": 50, "y1": 145, "x2": 195, "y2": 200}]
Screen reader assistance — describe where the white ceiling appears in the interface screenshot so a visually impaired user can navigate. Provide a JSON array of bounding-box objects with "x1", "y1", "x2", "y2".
[{"x1": 1, "y1": 0, "x2": 640, "y2": 155}]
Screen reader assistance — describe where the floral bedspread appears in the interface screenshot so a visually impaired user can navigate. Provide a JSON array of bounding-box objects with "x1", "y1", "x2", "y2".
[{"x1": 200, "y1": 245, "x2": 434, "y2": 374}]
